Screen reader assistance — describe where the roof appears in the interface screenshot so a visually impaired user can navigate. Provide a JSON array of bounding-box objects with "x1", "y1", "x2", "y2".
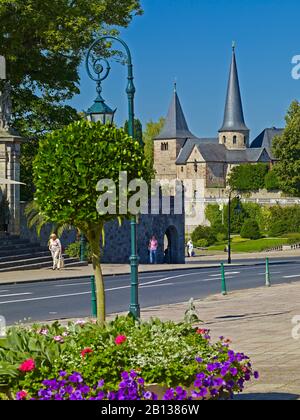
[
  {"x1": 250, "y1": 128, "x2": 283, "y2": 158},
  {"x1": 219, "y1": 47, "x2": 249, "y2": 132},
  {"x1": 155, "y1": 89, "x2": 197, "y2": 140},
  {"x1": 176, "y1": 139, "x2": 272, "y2": 165}
]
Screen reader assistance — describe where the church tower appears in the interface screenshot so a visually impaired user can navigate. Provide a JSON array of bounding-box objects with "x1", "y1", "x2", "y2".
[
  {"x1": 154, "y1": 85, "x2": 196, "y2": 180},
  {"x1": 219, "y1": 44, "x2": 250, "y2": 149}
]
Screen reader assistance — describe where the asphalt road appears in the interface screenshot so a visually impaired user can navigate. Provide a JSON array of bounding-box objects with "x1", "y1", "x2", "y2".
[{"x1": 1, "y1": 258, "x2": 300, "y2": 325}]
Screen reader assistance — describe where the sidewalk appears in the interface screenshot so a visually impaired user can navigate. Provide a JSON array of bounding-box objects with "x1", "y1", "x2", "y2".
[
  {"x1": 136, "y1": 282, "x2": 300, "y2": 400},
  {"x1": 0, "y1": 249, "x2": 299, "y2": 285}
]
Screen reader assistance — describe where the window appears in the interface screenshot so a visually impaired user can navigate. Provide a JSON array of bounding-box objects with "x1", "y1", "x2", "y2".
[
  {"x1": 244, "y1": 136, "x2": 247, "y2": 145},
  {"x1": 161, "y1": 142, "x2": 169, "y2": 151},
  {"x1": 223, "y1": 136, "x2": 226, "y2": 144},
  {"x1": 194, "y1": 160, "x2": 198, "y2": 173},
  {"x1": 181, "y1": 166, "x2": 184, "y2": 173},
  {"x1": 233, "y1": 135, "x2": 237, "y2": 145}
]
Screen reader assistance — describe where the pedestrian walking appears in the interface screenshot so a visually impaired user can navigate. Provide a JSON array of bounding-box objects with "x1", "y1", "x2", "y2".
[
  {"x1": 187, "y1": 239, "x2": 194, "y2": 257},
  {"x1": 49, "y1": 233, "x2": 63, "y2": 270},
  {"x1": 149, "y1": 235, "x2": 158, "y2": 264}
]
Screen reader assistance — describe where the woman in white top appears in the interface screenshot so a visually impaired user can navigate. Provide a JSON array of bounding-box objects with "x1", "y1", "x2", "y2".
[
  {"x1": 187, "y1": 239, "x2": 194, "y2": 257},
  {"x1": 49, "y1": 233, "x2": 62, "y2": 270}
]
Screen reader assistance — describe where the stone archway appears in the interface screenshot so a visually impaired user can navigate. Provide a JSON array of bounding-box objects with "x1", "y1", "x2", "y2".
[{"x1": 164, "y1": 225, "x2": 179, "y2": 264}]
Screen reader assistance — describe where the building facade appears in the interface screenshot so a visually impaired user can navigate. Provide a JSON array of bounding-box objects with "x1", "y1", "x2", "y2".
[{"x1": 154, "y1": 47, "x2": 284, "y2": 232}]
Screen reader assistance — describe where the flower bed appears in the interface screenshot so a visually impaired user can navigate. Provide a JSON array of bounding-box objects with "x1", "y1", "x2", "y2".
[{"x1": 0, "y1": 317, "x2": 258, "y2": 400}]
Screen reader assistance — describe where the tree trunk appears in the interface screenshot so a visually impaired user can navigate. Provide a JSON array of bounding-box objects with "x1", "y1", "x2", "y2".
[{"x1": 86, "y1": 227, "x2": 105, "y2": 325}]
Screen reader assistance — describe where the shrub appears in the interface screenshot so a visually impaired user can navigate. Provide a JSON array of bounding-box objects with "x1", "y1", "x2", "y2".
[
  {"x1": 240, "y1": 219, "x2": 261, "y2": 240},
  {"x1": 191, "y1": 226, "x2": 217, "y2": 246},
  {"x1": 65, "y1": 241, "x2": 93, "y2": 262},
  {"x1": 268, "y1": 220, "x2": 289, "y2": 237},
  {"x1": 228, "y1": 163, "x2": 269, "y2": 192},
  {"x1": 265, "y1": 170, "x2": 280, "y2": 191},
  {"x1": 211, "y1": 224, "x2": 227, "y2": 242},
  {"x1": 194, "y1": 239, "x2": 209, "y2": 248}
]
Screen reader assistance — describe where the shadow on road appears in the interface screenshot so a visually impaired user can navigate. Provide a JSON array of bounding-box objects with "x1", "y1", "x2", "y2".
[{"x1": 235, "y1": 392, "x2": 299, "y2": 401}]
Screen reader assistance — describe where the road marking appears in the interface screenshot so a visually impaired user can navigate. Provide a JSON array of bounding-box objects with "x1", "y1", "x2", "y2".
[
  {"x1": 283, "y1": 275, "x2": 300, "y2": 279},
  {"x1": 210, "y1": 272, "x2": 240, "y2": 277},
  {"x1": 0, "y1": 292, "x2": 92, "y2": 305},
  {"x1": 56, "y1": 282, "x2": 90, "y2": 288},
  {"x1": 0, "y1": 292, "x2": 32, "y2": 298},
  {"x1": 140, "y1": 283, "x2": 174, "y2": 289}
]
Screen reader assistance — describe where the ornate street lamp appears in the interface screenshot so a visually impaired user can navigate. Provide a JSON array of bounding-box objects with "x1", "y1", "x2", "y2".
[{"x1": 85, "y1": 36, "x2": 142, "y2": 320}]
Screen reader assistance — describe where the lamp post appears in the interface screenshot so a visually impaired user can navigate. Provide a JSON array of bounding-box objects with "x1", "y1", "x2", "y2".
[
  {"x1": 227, "y1": 191, "x2": 242, "y2": 265},
  {"x1": 85, "y1": 36, "x2": 142, "y2": 320}
]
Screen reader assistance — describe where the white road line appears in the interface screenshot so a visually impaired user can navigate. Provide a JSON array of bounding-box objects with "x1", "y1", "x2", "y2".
[
  {"x1": 0, "y1": 292, "x2": 92, "y2": 305},
  {"x1": 140, "y1": 283, "x2": 174, "y2": 289},
  {"x1": 210, "y1": 272, "x2": 240, "y2": 277},
  {"x1": 283, "y1": 275, "x2": 300, "y2": 279},
  {"x1": 258, "y1": 272, "x2": 281, "y2": 275},
  {"x1": 0, "y1": 292, "x2": 32, "y2": 298},
  {"x1": 56, "y1": 282, "x2": 90, "y2": 288}
]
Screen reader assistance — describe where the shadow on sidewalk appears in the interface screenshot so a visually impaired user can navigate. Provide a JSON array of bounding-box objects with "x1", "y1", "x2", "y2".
[{"x1": 235, "y1": 392, "x2": 299, "y2": 401}]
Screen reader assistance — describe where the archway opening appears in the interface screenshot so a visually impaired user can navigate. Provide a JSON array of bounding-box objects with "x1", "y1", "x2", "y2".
[{"x1": 164, "y1": 226, "x2": 179, "y2": 264}]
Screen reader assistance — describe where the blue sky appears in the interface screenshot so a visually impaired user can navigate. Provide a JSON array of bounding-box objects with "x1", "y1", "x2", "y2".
[{"x1": 70, "y1": 0, "x2": 300, "y2": 140}]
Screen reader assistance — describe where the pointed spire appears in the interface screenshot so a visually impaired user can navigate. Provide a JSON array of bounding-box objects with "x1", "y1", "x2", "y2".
[
  {"x1": 155, "y1": 86, "x2": 196, "y2": 140},
  {"x1": 219, "y1": 44, "x2": 249, "y2": 132}
]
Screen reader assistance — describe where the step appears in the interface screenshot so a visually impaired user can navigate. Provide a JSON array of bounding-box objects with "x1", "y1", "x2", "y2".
[
  {"x1": 0, "y1": 255, "x2": 55, "y2": 269},
  {"x1": 0, "y1": 259, "x2": 88, "y2": 273},
  {"x1": 0, "y1": 238, "x2": 31, "y2": 246},
  {"x1": 0, "y1": 247, "x2": 49, "y2": 258},
  {"x1": 0, "y1": 243, "x2": 43, "y2": 253},
  {"x1": 0, "y1": 251, "x2": 50, "y2": 263}
]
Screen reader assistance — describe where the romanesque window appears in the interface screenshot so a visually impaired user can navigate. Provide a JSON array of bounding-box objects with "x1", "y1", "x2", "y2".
[
  {"x1": 181, "y1": 166, "x2": 184, "y2": 173},
  {"x1": 161, "y1": 142, "x2": 169, "y2": 151},
  {"x1": 223, "y1": 136, "x2": 226, "y2": 144},
  {"x1": 233, "y1": 135, "x2": 237, "y2": 145},
  {"x1": 244, "y1": 136, "x2": 247, "y2": 145}
]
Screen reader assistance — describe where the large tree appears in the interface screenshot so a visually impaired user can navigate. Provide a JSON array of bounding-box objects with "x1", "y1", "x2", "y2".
[
  {"x1": 33, "y1": 120, "x2": 149, "y2": 324},
  {"x1": 143, "y1": 118, "x2": 165, "y2": 172},
  {"x1": 0, "y1": 0, "x2": 142, "y2": 199},
  {"x1": 273, "y1": 101, "x2": 300, "y2": 196}
]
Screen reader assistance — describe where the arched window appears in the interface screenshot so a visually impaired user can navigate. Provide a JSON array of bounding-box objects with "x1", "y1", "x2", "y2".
[
  {"x1": 244, "y1": 136, "x2": 247, "y2": 145},
  {"x1": 194, "y1": 160, "x2": 198, "y2": 173},
  {"x1": 233, "y1": 135, "x2": 237, "y2": 145},
  {"x1": 181, "y1": 166, "x2": 184, "y2": 173},
  {"x1": 161, "y1": 142, "x2": 169, "y2": 151},
  {"x1": 223, "y1": 136, "x2": 226, "y2": 144}
]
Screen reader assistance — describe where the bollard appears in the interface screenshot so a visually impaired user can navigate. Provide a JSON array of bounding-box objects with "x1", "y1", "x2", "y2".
[
  {"x1": 221, "y1": 263, "x2": 227, "y2": 296},
  {"x1": 265, "y1": 258, "x2": 271, "y2": 287},
  {"x1": 90, "y1": 276, "x2": 97, "y2": 318}
]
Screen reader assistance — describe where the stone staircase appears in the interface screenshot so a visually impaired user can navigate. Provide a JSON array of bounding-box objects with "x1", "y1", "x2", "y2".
[{"x1": 0, "y1": 235, "x2": 88, "y2": 272}]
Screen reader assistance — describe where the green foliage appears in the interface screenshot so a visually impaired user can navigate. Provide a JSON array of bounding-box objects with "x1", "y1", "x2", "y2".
[
  {"x1": 143, "y1": 118, "x2": 165, "y2": 172},
  {"x1": 264, "y1": 170, "x2": 280, "y2": 191},
  {"x1": 267, "y1": 205, "x2": 300, "y2": 236},
  {"x1": 273, "y1": 101, "x2": 300, "y2": 196},
  {"x1": 191, "y1": 226, "x2": 217, "y2": 246},
  {"x1": 0, "y1": 317, "x2": 238, "y2": 394},
  {"x1": 209, "y1": 237, "x2": 290, "y2": 253},
  {"x1": 124, "y1": 119, "x2": 143, "y2": 145},
  {"x1": 240, "y1": 219, "x2": 261, "y2": 240},
  {"x1": 66, "y1": 242, "x2": 93, "y2": 263},
  {"x1": 228, "y1": 163, "x2": 269, "y2": 192},
  {"x1": 205, "y1": 204, "x2": 223, "y2": 227},
  {"x1": 0, "y1": 0, "x2": 142, "y2": 200},
  {"x1": 194, "y1": 239, "x2": 209, "y2": 248}
]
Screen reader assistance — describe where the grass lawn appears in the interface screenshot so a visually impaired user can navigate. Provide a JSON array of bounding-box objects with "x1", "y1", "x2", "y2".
[{"x1": 208, "y1": 236, "x2": 290, "y2": 253}]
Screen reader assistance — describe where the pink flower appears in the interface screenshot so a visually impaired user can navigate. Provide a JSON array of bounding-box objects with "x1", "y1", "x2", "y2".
[
  {"x1": 16, "y1": 391, "x2": 28, "y2": 400},
  {"x1": 115, "y1": 335, "x2": 127, "y2": 346},
  {"x1": 39, "y1": 329, "x2": 49, "y2": 336},
  {"x1": 53, "y1": 336, "x2": 64, "y2": 343},
  {"x1": 19, "y1": 359, "x2": 35, "y2": 373},
  {"x1": 81, "y1": 348, "x2": 93, "y2": 358}
]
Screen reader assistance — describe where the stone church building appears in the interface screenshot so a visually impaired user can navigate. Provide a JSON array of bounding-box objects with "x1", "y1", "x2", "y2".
[{"x1": 154, "y1": 47, "x2": 284, "y2": 232}]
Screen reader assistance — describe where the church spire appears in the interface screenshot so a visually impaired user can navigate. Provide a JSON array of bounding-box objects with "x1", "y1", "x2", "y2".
[
  {"x1": 155, "y1": 86, "x2": 196, "y2": 140},
  {"x1": 219, "y1": 44, "x2": 249, "y2": 133}
]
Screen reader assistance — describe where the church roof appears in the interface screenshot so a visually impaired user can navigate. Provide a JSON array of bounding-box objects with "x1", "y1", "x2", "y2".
[
  {"x1": 219, "y1": 46, "x2": 249, "y2": 132},
  {"x1": 155, "y1": 88, "x2": 197, "y2": 140},
  {"x1": 250, "y1": 128, "x2": 283, "y2": 158},
  {"x1": 176, "y1": 139, "x2": 271, "y2": 165}
]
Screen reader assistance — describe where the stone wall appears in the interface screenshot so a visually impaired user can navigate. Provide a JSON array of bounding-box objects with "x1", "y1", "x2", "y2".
[{"x1": 20, "y1": 200, "x2": 185, "y2": 265}]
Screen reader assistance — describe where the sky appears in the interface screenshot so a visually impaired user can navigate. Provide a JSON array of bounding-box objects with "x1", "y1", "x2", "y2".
[{"x1": 70, "y1": 0, "x2": 300, "y2": 141}]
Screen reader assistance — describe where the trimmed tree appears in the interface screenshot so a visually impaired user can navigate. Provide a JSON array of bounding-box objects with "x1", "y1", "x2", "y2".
[
  {"x1": 33, "y1": 120, "x2": 149, "y2": 324},
  {"x1": 273, "y1": 101, "x2": 300, "y2": 196},
  {"x1": 240, "y1": 219, "x2": 261, "y2": 240}
]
